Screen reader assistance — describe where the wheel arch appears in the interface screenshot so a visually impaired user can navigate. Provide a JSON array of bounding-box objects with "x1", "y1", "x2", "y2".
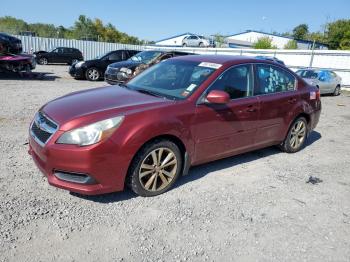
[{"x1": 125, "y1": 133, "x2": 191, "y2": 186}]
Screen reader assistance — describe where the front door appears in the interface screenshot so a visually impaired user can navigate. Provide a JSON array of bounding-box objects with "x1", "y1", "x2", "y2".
[{"x1": 193, "y1": 64, "x2": 260, "y2": 163}]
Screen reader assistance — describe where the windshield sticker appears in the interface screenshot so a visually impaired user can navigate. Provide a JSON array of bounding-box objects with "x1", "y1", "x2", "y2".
[
  {"x1": 198, "y1": 62, "x2": 222, "y2": 69},
  {"x1": 186, "y1": 84, "x2": 197, "y2": 92},
  {"x1": 181, "y1": 90, "x2": 190, "y2": 97}
]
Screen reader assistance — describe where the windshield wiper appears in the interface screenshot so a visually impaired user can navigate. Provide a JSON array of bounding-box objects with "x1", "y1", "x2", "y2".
[
  {"x1": 118, "y1": 83, "x2": 129, "y2": 89},
  {"x1": 135, "y1": 88, "x2": 164, "y2": 98}
]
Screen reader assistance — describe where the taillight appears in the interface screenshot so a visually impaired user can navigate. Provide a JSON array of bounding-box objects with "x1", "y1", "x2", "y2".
[{"x1": 316, "y1": 89, "x2": 320, "y2": 100}]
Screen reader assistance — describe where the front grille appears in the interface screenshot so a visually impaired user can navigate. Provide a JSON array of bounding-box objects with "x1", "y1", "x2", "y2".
[
  {"x1": 107, "y1": 67, "x2": 119, "y2": 74},
  {"x1": 30, "y1": 112, "x2": 58, "y2": 145}
]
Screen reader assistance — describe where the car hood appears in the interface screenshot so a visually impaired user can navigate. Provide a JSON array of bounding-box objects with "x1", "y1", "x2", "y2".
[
  {"x1": 41, "y1": 85, "x2": 171, "y2": 130},
  {"x1": 108, "y1": 60, "x2": 142, "y2": 69}
]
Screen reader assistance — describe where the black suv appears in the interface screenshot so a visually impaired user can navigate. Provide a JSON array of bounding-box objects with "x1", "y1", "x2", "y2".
[
  {"x1": 34, "y1": 47, "x2": 83, "y2": 65},
  {"x1": 69, "y1": 49, "x2": 139, "y2": 81},
  {"x1": 0, "y1": 32, "x2": 22, "y2": 54},
  {"x1": 105, "y1": 50, "x2": 193, "y2": 84}
]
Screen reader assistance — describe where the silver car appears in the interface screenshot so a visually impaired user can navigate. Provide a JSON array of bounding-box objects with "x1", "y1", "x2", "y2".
[
  {"x1": 296, "y1": 69, "x2": 342, "y2": 95},
  {"x1": 182, "y1": 35, "x2": 210, "y2": 47}
]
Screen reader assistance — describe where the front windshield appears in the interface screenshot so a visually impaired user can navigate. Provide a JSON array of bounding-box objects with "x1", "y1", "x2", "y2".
[
  {"x1": 129, "y1": 51, "x2": 163, "y2": 64},
  {"x1": 126, "y1": 60, "x2": 218, "y2": 100},
  {"x1": 296, "y1": 70, "x2": 319, "y2": 79}
]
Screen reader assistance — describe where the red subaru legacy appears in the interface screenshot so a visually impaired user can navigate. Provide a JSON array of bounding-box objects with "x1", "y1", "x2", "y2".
[{"x1": 28, "y1": 55, "x2": 321, "y2": 197}]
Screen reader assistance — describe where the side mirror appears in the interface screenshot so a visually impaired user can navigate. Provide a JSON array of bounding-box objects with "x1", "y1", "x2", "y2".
[{"x1": 206, "y1": 90, "x2": 230, "y2": 104}]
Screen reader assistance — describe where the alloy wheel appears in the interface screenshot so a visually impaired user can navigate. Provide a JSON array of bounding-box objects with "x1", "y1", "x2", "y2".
[
  {"x1": 139, "y1": 147, "x2": 178, "y2": 192},
  {"x1": 40, "y1": 58, "x2": 48, "y2": 65},
  {"x1": 289, "y1": 120, "x2": 306, "y2": 149},
  {"x1": 87, "y1": 69, "x2": 99, "y2": 81}
]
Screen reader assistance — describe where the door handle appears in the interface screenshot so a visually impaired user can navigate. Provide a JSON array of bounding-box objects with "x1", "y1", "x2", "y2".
[{"x1": 246, "y1": 105, "x2": 257, "y2": 112}]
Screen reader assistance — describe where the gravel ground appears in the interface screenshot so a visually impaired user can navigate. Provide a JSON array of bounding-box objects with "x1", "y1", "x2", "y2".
[{"x1": 0, "y1": 65, "x2": 349, "y2": 262}]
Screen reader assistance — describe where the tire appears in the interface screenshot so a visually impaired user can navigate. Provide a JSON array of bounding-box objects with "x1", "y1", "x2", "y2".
[
  {"x1": 199, "y1": 42, "x2": 204, "y2": 47},
  {"x1": 127, "y1": 139, "x2": 183, "y2": 197},
  {"x1": 182, "y1": 43, "x2": 187, "y2": 47},
  {"x1": 39, "y1": 57, "x2": 48, "y2": 65},
  {"x1": 85, "y1": 67, "x2": 100, "y2": 81},
  {"x1": 333, "y1": 85, "x2": 341, "y2": 96},
  {"x1": 280, "y1": 117, "x2": 308, "y2": 153}
]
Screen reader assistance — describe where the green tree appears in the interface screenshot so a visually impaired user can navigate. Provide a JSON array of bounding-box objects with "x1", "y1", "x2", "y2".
[
  {"x1": 325, "y1": 19, "x2": 350, "y2": 49},
  {"x1": 292, "y1": 24, "x2": 309, "y2": 40},
  {"x1": 284, "y1": 39, "x2": 298, "y2": 49},
  {"x1": 213, "y1": 33, "x2": 225, "y2": 47},
  {"x1": 252, "y1": 37, "x2": 277, "y2": 49},
  {"x1": 0, "y1": 16, "x2": 28, "y2": 34}
]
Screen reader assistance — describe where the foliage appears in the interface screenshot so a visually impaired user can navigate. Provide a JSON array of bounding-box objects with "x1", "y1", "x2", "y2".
[
  {"x1": 252, "y1": 37, "x2": 277, "y2": 49},
  {"x1": 325, "y1": 19, "x2": 350, "y2": 50},
  {"x1": 213, "y1": 33, "x2": 225, "y2": 47},
  {"x1": 0, "y1": 15, "x2": 143, "y2": 44},
  {"x1": 292, "y1": 24, "x2": 309, "y2": 40},
  {"x1": 284, "y1": 39, "x2": 298, "y2": 49}
]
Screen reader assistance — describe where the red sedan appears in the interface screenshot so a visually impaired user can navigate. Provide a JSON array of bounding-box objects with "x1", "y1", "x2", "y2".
[{"x1": 28, "y1": 55, "x2": 321, "y2": 197}]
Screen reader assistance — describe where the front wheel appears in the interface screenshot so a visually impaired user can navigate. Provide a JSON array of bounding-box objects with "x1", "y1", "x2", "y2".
[
  {"x1": 127, "y1": 140, "x2": 182, "y2": 197},
  {"x1": 199, "y1": 42, "x2": 204, "y2": 47},
  {"x1": 38, "y1": 57, "x2": 48, "y2": 65},
  {"x1": 280, "y1": 117, "x2": 308, "y2": 153},
  {"x1": 85, "y1": 67, "x2": 100, "y2": 81},
  {"x1": 333, "y1": 85, "x2": 341, "y2": 96}
]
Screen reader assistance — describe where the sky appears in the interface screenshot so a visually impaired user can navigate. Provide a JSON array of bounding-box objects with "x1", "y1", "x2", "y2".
[{"x1": 1, "y1": 0, "x2": 349, "y2": 41}]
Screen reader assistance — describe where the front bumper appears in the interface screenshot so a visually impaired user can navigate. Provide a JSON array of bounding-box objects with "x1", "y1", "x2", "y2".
[
  {"x1": 68, "y1": 66, "x2": 85, "y2": 79},
  {"x1": 104, "y1": 72, "x2": 128, "y2": 85},
  {"x1": 28, "y1": 129, "x2": 130, "y2": 195}
]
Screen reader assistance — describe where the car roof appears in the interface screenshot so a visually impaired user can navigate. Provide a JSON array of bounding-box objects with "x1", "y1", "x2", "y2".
[{"x1": 171, "y1": 54, "x2": 281, "y2": 66}]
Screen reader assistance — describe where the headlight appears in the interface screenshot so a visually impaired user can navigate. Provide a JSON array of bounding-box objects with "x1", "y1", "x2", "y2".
[
  {"x1": 75, "y1": 61, "x2": 84, "y2": 68},
  {"x1": 120, "y1": 67, "x2": 132, "y2": 75},
  {"x1": 57, "y1": 116, "x2": 124, "y2": 146}
]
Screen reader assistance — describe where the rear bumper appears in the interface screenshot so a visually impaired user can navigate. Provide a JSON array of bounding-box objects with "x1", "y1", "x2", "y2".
[{"x1": 28, "y1": 131, "x2": 130, "y2": 195}]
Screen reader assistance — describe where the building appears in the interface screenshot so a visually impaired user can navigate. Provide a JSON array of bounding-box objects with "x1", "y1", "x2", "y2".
[
  {"x1": 225, "y1": 30, "x2": 328, "y2": 50},
  {"x1": 155, "y1": 32, "x2": 195, "y2": 46}
]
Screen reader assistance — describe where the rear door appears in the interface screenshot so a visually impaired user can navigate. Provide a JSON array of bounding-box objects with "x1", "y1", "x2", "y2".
[
  {"x1": 193, "y1": 64, "x2": 260, "y2": 163},
  {"x1": 254, "y1": 63, "x2": 298, "y2": 146}
]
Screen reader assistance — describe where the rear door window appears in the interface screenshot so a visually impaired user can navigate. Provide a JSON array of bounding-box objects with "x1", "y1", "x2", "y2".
[
  {"x1": 109, "y1": 51, "x2": 122, "y2": 61},
  {"x1": 255, "y1": 64, "x2": 296, "y2": 95}
]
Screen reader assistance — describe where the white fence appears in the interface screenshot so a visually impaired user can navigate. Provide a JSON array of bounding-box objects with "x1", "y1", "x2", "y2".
[
  {"x1": 16, "y1": 35, "x2": 350, "y2": 85},
  {"x1": 146, "y1": 46, "x2": 350, "y2": 85},
  {"x1": 15, "y1": 35, "x2": 144, "y2": 60}
]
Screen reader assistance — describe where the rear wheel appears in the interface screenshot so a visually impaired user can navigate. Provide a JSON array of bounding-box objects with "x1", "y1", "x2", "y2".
[
  {"x1": 70, "y1": 59, "x2": 79, "y2": 65},
  {"x1": 127, "y1": 140, "x2": 182, "y2": 197},
  {"x1": 280, "y1": 117, "x2": 308, "y2": 153},
  {"x1": 39, "y1": 57, "x2": 48, "y2": 65},
  {"x1": 85, "y1": 67, "x2": 100, "y2": 81},
  {"x1": 333, "y1": 85, "x2": 341, "y2": 96},
  {"x1": 199, "y1": 42, "x2": 204, "y2": 47}
]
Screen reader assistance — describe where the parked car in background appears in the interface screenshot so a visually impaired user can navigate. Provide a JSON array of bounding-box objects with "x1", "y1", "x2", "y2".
[
  {"x1": 0, "y1": 32, "x2": 22, "y2": 53},
  {"x1": 69, "y1": 49, "x2": 139, "y2": 81},
  {"x1": 0, "y1": 53, "x2": 36, "y2": 73},
  {"x1": 0, "y1": 32, "x2": 36, "y2": 73},
  {"x1": 182, "y1": 35, "x2": 212, "y2": 47},
  {"x1": 296, "y1": 69, "x2": 342, "y2": 95},
  {"x1": 255, "y1": 56, "x2": 285, "y2": 65},
  {"x1": 29, "y1": 55, "x2": 321, "y2": 197},
  {"x1": 34, "y1": 47, "x2": 83, "y2": 65},
  {"x1": 105, "y1": 50, "x2": 193, "y2": 84}
]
